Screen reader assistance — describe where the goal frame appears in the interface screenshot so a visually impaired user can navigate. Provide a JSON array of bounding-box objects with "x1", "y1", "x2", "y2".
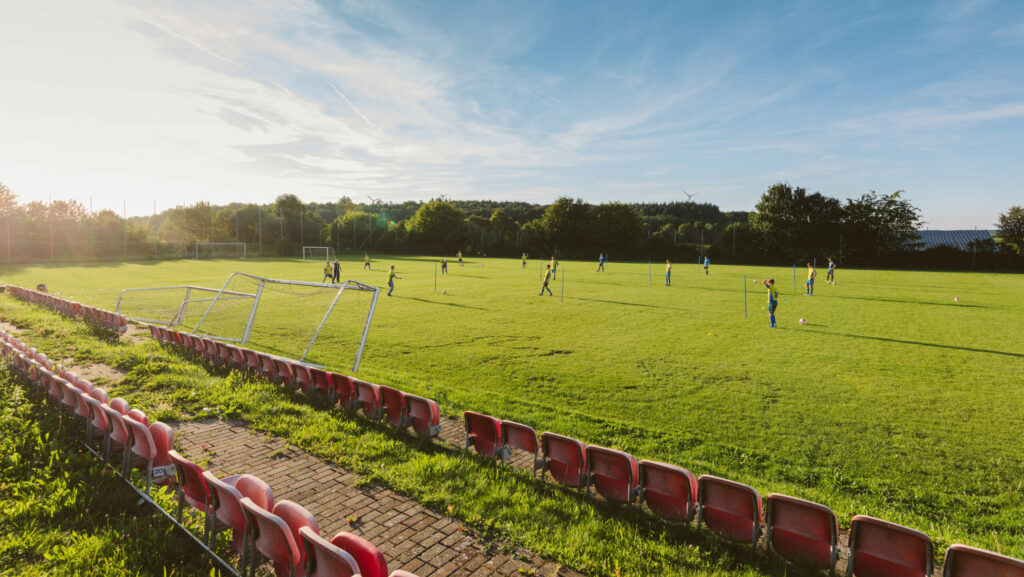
[
  {"x1": 302, "y1": 246, "x2": 337, "y2": 261},
  {"x1": 191, "y1": 272, "x2": 380, "y2": 371},
  {"x1": 116, "y1": 285, "x2": 256, "y2": 326},
  {"x1": 193, "y1": 242, "x2": 247, "y2": 259}
]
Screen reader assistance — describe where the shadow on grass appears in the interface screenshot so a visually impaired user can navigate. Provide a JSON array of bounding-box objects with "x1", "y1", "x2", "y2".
[
  {"x1": 398, "y1": 296, "x2": 487, "y2": 311},
  {"x1": 804, "y1": 328, "x2": 1024, "y2": 358},
  {"x1": 568, "y1": 296, "x2": 690, "y2": 311},
  {"x1": 828, "y1": 294, "x2": 988, "y2": 308}
]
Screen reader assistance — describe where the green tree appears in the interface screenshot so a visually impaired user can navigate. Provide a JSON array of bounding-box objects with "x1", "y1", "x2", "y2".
[
  {"x1": 408, "y1": 201, "x2": 466, "y2": 252},
  {"x1": 537, "y1": 197, "x2": 590, "y2": 256},
  {"x1": 997, "y1": 206, "x2": 1024, "y2": 255},
  {"x1": 590, "y1": 202, "x2": 642, "y2": 256},
  {"x1": 842, "y1": 191, "x2": 922, "y2": 264},
  {"x1": 749, "y1": 183, "x2": 843, "y2": 262}
]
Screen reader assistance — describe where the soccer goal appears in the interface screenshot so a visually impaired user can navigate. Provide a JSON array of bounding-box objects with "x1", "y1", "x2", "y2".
[
  {"x1": 191, "y1": 273, "x2": 380, "y2": 370},
  {"x1": 193, "y1": 242, "x2": 247, "y2": 259},
  {"x1": 116, "y1": 285, "x2": 256, "y2": 329},
  {"x1": 302, "y1": 246, "x2": 336, "y2": 261}
]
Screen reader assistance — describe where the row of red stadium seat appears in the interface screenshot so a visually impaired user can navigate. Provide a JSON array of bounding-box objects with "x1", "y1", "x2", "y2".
[
  {"x1": 461, "y1": 408, "x2": 1024, "y2": 577},
  {"x1": 1, "y1": 328, "x2": 421, "y2": 577},
  {"x1": 149, "y1": 325, "x2": 444, "y2": 440},
  {"x1": 6, "y1": 285, "x2": 127, "y2": 333}
]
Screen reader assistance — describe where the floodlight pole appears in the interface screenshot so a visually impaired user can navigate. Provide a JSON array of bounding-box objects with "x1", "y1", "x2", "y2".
[{"x1": 258, "y1": 205, "x2": 262, "y2": 257}]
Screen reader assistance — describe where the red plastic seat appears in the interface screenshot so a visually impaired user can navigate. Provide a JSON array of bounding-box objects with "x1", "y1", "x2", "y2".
[
  {"x1": 258, "y1": 353, "x2": 277, "y2": 380},
  {"x1": 272, "y1": 358, "x2": 296, "y2": 387},
  {"x1": 242, "y1": 349, "x2": 262, "y2": 374},
  {"x1": 331, "y1": 532, "x2": 389, "y2": 577},
  {"x1": 102, "y1": 404, "x2": 132, "y2": 463},
  {"x1": 202, "y1": 338, "x2": 220, "y2": 363},
  {"x1": 147, "y1": 325, "x2": 160, "y2": 340},
  {"x1": 329, "y1": 373, "x2": 355, "y2": 408},
  {"x1": 83, "y1": 388, "x2": 110, "y2": 446},
  {"x1": 109, "y1": 397, "x2": 130, "y2": 415},
  {"x1": 500, "y1": 421, "x2": 540, "y2": 473},
  {"x1": 299, "y1": 526, "x2": 360, "y2": 577},
  {"x1": 464, "y1": 411, "x2": 503, "y2": 458},
  {"x1": 697, "y1": 475, "x2": 762, "y2": 546},
  {"x1": 353, "y1": 380, "x2": 382, "y2": 421},
  {"x1": 204, "y1": 472, "x2": 274, "y2": 558},
  {"x1": 379, "y1": 386, "x2": 407, "y2": 428},
  {"x1": 168, "y1": 450, "x2": 213, "y2": 542},
  {"x1": 214, "y1": 341, "x2": 234, "y2": 368},
  {"x1": 307, "y1": 368, "x2": 333, "y2": 398},
  {"x1": 540, "y1": 432, "x2": 588, "y2": 488},
  {"x1": 764, "y1": 494, "x2": 838, "y2": 570},
  {"x1": 241, "y1": 498, "x2": 318, "y2": 577},
  {"x1": 388, "y1": 572, "x2": 420, "y2": 577},
  {"x1": 943, "y1": 543, "x2": 1024, "y2": 577},
  {"x1": 406, "y1": 395, "x2": 441, "y2": 438},
  {"x1": 59, "y1": 378, "x2": 82, "y2": 414},
  {"x1": 585, "y1": 445, "x2": 640, "y2": 504},
  {"x1": 228, "y1": 345, "x2": 246, "y2": 371},
  {"x1": 125, "y1": 418, "x2": 175, "y2": 492},
  {"x1": 291, "y1": 363, "x2": 313, "y2": 394},
  {"x1": 638, "y1": 460, "x2": 697, "y2": 523},
  {"x1": 846, "y1": 515, "x2": 933, "y2": 577}
]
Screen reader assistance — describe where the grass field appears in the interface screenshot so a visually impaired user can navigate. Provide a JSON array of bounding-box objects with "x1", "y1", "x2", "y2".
[{"x1": 3, "y1": 255, "x2": 1024, "y2": 567}]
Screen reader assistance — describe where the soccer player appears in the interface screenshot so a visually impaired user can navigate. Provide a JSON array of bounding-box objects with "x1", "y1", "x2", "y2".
[
  {"x1": 597, "y1": 253, "x2": 605, "y2": 272},
  {"x1": 332, "y1": 259, "x2": 341, "y2": 284},
  {"x1": 703, "y1": 256, "x2": 710, "y2": 276},
  {"x1": 363, "y1": 253, "x2": 371, "y2": 270},
  {"x1": 805, "y1": 262, "x2": 817, "y2": 296},
  {"x1": 763, "y1": 278, "x2": 778, "y2": 328},
  {"x1": 387, "y1": 265, "x2": 401, "y2": 296},
  {"x1": 441, "y1": 256, "x2": 448, "y2": 275},
  {"x1": 826, "y1": 257, "x2": 836, "y2": 284},
  {"x1": 665, "y1": 259, "x2": 671, "y2": 286},
  {"x1": 322, "y1": 261, "x2": 333, "y2": 283},
  {"x1": 551, "y1": 256, "x2": 559, "y2": 280},
  {"x1": 521, "y1": 252, "x2": 528, "y2": 269},
  {"x1": 539, "y1": 264, "x2": 553, "y2": 296},
  {"x1": 457, "y1": 250, "x2": 463, "y2": 266}
]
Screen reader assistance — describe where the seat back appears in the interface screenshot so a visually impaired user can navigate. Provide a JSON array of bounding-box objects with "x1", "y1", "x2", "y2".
[
  {"x1": 240, "y1": 497, "x2": 308, "y2": 577},
  {"x1": 405, "y1": 395, "x2": 441, "y2": 438},
  {"x1": 203, "y1": 472, "x2": 247, "y2": 553},
  {"x1": 299, "y1": 526, "x2": 360, "y2": 577},
  {"x1": 638, "y1": 460, "x2": 697, "y2": 523},
  {"x1": 308, "y1": 368, "x2": 332, "y2": 397},
  {"x1": 125, "y1": 417, "x2": 159, "y2": 460},
  {"x1": 291, "y1": 363, "x2": 313, "y2": 393},
  {"x1": 83, "y1": 395, "x2": 110, "y2": 434},
  {"x1": 215, "y1": 342, "x2": 233, "y2": 367},
  {"x1": 103, "y1": 405, "x2": 131, "y2": 446},
  {"x1": 202, "y1": 338, "x2": 218, "y2": 361},
  {"x1": 228, "y1": 345, "x2": 246, "y2": 370},
  {"x1": 943, "y1": 544, "x2": 1024, "y2": 577},
  {"x1": 109, "y1": 397, "x2": 130, "y2": 415},
  {"x1": 379, "y1": 386, "x2": 407, "y2": 428},
  {"x1": 168, "y1": 450, "x2": 210, "y2": 513},
  {"x1": 272, "y1": 358, "x2": 295, "y2": 386},
  {"x1": 848, "y1": 515, "x2": 933, "y2": 577},
  {"x1": 500, "y1": 421, "x2": 538, "y2": 456},
  {"x1": 541, "y1": 432, "x2": 587, "y2": 488},
  {"x1": 464, "y1": 411, "x2": 503, "y2": 458},
  {"x1": 353, "y1": 380, "x2": 382, "y2": 420},
  {"x1": 258, "y1": 353, "x2": 277, "y2": 377},
  {"x1": 697, "y1": 475, "x2": 762, "y2": 546},
  {"x1": 765, "y1": 493, "x2": 838, "y2": 569},
  {"x1": 332, "y1": 532, "x2": 389, "y2": 577},
  {"x1": 242, "y1": 349, "x2": 261, "y2": 373},
  {"x1": 330, "y1": 373, "x2": 354, "y2": 407},
  {"x1": 585, "y1": 445, "x2": 640, "y2": 504}
]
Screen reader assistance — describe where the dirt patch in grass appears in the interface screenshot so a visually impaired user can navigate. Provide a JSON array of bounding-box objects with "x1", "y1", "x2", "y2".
[
  {"x1": 67, "y1": 363, "x2": 127, "y2": 386},
  {"x1": 0, "y1": 320, "x2": 23, "y2": 334}
]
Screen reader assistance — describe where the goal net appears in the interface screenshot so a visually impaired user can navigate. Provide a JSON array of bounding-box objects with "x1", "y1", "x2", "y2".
[
  {"x1": 302, "y1": 246, "x2": 336, "y2": 261},
  {"x1": 194, "y1": 242, "x2": 247, "y2": 259},
  {"x1": 192, "y1": 273, "x2": 380, "y2": 370},
  {"x1": 116, "y1": 285, "x2": 256, "y2": 328}
]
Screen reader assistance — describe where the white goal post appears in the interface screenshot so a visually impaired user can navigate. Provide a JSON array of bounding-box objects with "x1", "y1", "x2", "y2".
[
  {"x1": 193, "y1": 242, "x2": 247, "y2": 259},
  {"x1": 302, "y1": 246, "x2": 336, "y2": 261}
]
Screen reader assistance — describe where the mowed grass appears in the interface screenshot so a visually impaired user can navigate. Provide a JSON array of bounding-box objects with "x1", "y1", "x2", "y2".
[{"x1": 3, "y1": 256, "x2": 1024, "y2": 559}]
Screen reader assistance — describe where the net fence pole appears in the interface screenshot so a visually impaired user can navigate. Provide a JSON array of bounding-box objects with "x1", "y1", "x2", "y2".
[
  {"x1": 561, "y1": 267, "x2": 565, "y2": 303},
  {"x1": 434, "y1": 262, "x2": 437, "y2": 292},
  {"x1": 793, "y1": 264, "x2": 796, "y2": 295},
  {"x1": 649, "y1": 261, "x2": 652, "y2": 287},
  {"x1": 744, "y1": 275, "x2": 747, "y2": 318}
]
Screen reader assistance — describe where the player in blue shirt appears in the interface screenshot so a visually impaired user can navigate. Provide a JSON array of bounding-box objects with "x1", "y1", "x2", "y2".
[
  {"x1": 665, "y1": 259, "x2": 671, "y2": 286},
  {"x1": 387, "y1": 266, "x2": 401, "y2": 296},
  {"x1": 703, "y1": 256, "x2": 710, "y2": 276},
  {"x1": 763, "y1": 278, "x2": 779, "y2": 328},
  {"x1": 826, "y1": 257, "x2": 836, "y2": 284},
  {"x1": 539, "y1": 264, "x2": 553, "y2": 296},
  {"x1": 597, "y1": 253, "x2": 605, "y2": 272}
]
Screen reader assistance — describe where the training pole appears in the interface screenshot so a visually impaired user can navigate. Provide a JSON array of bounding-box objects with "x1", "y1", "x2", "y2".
[
  {"x1": 744, "y1": 275, "x2": 748, "y2": 318},
  {"x1": 793, "y1": 264, "x2": 797, "y2": 295},
  {"x1": 649, "y1": 261, "x2": 652, "y2": 287},
  {"x1": 561, "y1": 267, "x2": 565, "y2": 303},
  {"x1": 434, "y1": 263, "x2": 437, "y2": 292}
]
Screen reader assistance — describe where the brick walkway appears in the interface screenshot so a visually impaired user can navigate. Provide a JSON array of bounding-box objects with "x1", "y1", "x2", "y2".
[{"x1": 174, "y1": 420, "x2": 585, "y2": 577}]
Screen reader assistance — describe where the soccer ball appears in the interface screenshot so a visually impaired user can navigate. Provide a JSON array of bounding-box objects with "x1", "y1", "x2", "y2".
[
  {"x1": 442, "y1": 290, "x2": 448, "y2": 295},
  {"x1": 954, "y1": 297, "x2": 960, "y2": 302},
  {"x1": 799, "y1": 318, "x2": 807, "y2": 324}
]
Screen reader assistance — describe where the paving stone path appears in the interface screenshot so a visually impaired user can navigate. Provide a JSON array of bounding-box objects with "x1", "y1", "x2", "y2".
[{"x1": 174, "y1": 420, "x2": 586, "y2": 577}]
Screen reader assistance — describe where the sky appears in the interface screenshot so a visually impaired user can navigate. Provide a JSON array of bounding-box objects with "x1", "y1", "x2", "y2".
[{"x1": 1, "y1": 1, "x2": 1022, "y2": 228}]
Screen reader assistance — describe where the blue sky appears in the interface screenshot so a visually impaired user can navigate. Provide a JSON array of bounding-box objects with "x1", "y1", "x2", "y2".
[{"x1": 1, "y1": 0, "x2": 1022, "y2": 227}]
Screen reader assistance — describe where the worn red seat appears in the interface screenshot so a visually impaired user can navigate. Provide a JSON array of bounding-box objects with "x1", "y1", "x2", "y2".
[
  {"x1": 638, "y1": 460, "x2": 697, "y2": 523},
  {"x1": 330, "y1": 373, "x2": 355, "y2": 408},
  {"x1": 202, "y1": 338, "x2": 219, "y2": 363},
  {"x1": 846, "y1": 515, "x2": 933, "y2": 577},
  {"x1": 499, "y1": 421, "x2": 540, "y2": 473},
  {"x1": 227, "y1": 345, "x2": 246, "y2": 371},
  {"x1": 125, "y1": 418, "x2": 175, "y2": 492},
  {"x1": 379, "y1": 386, "x2": 408, "y2": 428},
  {"x1": 147, "y1": 325, "x2": 160, "y2": 340},
  {"x1": 214, "y1": 342, "x2": 234, "y2": 368},
  {"x1": 585, "y1": 445, "x2": 640, "y2": 504},
  {"x1": 540, "y1": 432, "x2": 588, "y2": 488},
  {"x1": 291, "y1": 363, "x2": 313, "y2": 394},
  {"x1": 299, "y1": 526, "x2": 360, "y2": 577},
  {"x1": 83, "y1": 388, "x2": 110, "y2": 446},
  {"x1": 764, "y1": 494, "x2": 838, "y2": 570},
  {"x1": 241, "y1": 498, "x2": 318, "y2": 577},
  {"x1": 353, "y1": 380, "x2": 382, "y2": 421},
  {"x1": 258, "y1": 353, "x2": 277, "y2": 380},
  {"x1": 331, "y1": 532, "x2": 389, "y2": 577},
  {"x1": 464, "y1": 411, "x2": 503, "y2": 458},
  {"x1": 102, "y1": 403, "x2": 132, "y2": 464},
  {"x1": 307, "y1": 368, "x2": 332, "y2": 398},
  {"x1": 242, "y1": 349, "x2": 262, "y2": 374},
  {"x1": 272, "y1": 358, "x2": 296, "y2": 387},
  {"x1": 168, "y1": 450, "x2": 212, "y2": 542},
  {"x1": 204, "y1": 472, "x2": 274, "y2": 562},
  {"x1": 405, "y1": 395, "x2": 441, "y2": 438},
  {"x1": 697, "y1": 475, "x2": 762, "y2": 546},
  {"x1": 942, "y1": 543, "x2": 1024, "y2": 577}
]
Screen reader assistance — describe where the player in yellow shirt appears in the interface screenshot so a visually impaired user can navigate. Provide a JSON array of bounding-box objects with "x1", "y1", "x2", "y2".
[
  {"x1": 457, "y1": 250, "x2": 464, "y2": 267},
  {"x1": 665, "y1": 259, "x2": 672, "y2": 286},
  {"x1": 763, "y1": 278, "x2": 779, "y2": 328},
  {"x1": 539, "y1": 264, "x2": 553, "y2": 296},
  {"x1": 522, "y1": 252, "x2": 528, "y2": 269},
  {"x1": 805, "y1": 262, "x2": 817, "y2": 296},
  {"x1": 322, "y1": 262, "x2": 333, "y2": 283},
  {"x1": 441, "y1": 256, "x2": 448, "y2": 275},
  {"x1": 363, "y1": 253, "x2": 371, "y2": 270},
  {"x1": 387, "y1": 265, "x2": 401, "y2": 296}
]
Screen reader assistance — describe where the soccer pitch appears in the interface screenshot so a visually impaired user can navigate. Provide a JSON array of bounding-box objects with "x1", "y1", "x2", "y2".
[{"x1": 3, "y1": 256, "x2": 1023, "y2": 555}]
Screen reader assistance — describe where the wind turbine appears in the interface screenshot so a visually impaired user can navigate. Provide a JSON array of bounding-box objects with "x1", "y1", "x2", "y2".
[
  {"x1": 682, "y1": 188, "x2": 699, "y2": 201},
  {"x1": 366, "y1": 195, "x2": 383, "y2": 206}
]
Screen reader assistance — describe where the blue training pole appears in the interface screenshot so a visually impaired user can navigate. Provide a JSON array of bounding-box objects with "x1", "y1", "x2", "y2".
[
  {"x1": 434, "y1": 263, "x2": 437, "y2": 292},
  {"x1": 649, "y1": 261, "x2": 652, "y2": 287},
  {"x1": 561, "y1": 267, "x2": 565, "y2": 303},
  {"x1": 793, "y1": 264, "x2": 797, "y2": 295},
  {"x1": 744, "y1": 275, "x2": 747, "y2": 318}
]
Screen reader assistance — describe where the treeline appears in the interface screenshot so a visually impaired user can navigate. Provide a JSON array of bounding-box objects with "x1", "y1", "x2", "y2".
[{"x1": 0, "y1": 180, "x2": 1020, "y2": 270}]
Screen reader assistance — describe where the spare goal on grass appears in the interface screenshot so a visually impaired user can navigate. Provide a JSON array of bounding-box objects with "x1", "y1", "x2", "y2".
[
  {"x1": 191, "y1": 273, "x2": 380, "y2": 371},
  {"x1": 302, "y1": 246, "x2": 336, "y2": 261},
  {"x1": 193, "y1": 242, "x2": 247, "y2": 259},
  {"x1": 117, "y1": 285, "x2": 256, "y2": 329}
]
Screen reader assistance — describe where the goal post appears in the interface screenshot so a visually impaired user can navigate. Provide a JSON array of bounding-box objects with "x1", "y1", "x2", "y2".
[
  {"x1": 116, "y1": 285, "x2": 256, "y2": 327},
  {"x1": 302, "y1": 246, "x2": 336, "y2": 261},
  {"x1": 193, "y1": 242, "x2": 247, "y2": 259}
]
